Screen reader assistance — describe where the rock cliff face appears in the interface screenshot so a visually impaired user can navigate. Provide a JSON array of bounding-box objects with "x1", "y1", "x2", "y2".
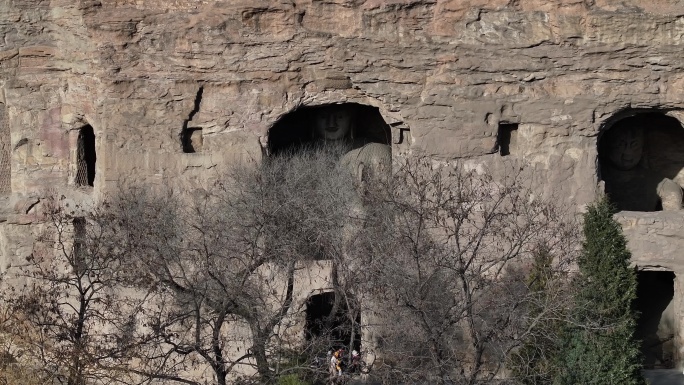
[{"x1": 3, "y1": 0, "x2": 684, "y2": 370}]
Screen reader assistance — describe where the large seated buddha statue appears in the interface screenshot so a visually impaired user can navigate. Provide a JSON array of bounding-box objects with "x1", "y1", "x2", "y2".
[
  {"x1": 601, "y1": 125, "x2": 683, "y2": 211},
  {"x1": 311, "y1": 105, "x2": 391, "y2": 186}
]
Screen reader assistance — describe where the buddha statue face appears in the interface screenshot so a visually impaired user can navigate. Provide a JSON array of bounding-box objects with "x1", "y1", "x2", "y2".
[
  {"x1": 605, "y1": 126, "x2": 644, "y2": 171},
  {"x1": 314, "y1": 106, "x2": 353, "y2": 141}
]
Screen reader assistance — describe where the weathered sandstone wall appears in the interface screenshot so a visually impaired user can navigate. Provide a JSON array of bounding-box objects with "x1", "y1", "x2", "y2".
[{"x1": 3, "y1": 0, "x2": 684, "y2": 370}]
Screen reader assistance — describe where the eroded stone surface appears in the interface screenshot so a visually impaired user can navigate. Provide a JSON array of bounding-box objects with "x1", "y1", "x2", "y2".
[{"x1": 4, "y1": 0, "x2": 684, "y2": 373}]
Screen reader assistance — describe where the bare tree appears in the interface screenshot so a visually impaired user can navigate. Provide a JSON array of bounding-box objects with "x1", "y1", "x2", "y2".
[
  {"x1": 348, "y1": 156, "x2": 579, "y2": 385},
  {"x1": 2, "y1": 149, "x2": 580, "y2": 385},
  {"x1": 111, "y1": 145, "x2": 358, "y2": 385},
  {"x1": 6, "y1": 196, "x2": 141, "y2": 385}
]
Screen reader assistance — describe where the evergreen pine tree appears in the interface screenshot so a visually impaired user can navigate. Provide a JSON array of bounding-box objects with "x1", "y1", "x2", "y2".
[{"x1": 554, "y1": 198, "x2": 645, "y2": 385}]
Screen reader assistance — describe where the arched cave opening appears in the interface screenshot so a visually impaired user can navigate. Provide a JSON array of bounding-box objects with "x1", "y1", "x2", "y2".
[
  {"x1": 599, "y1": 112, "x2": 684, "y2": 212},
  {"x1": 305, "y1": 292, "x2": 361, "y2": 353},
  {"x1": 267, "y1": 103, "x2": 391, "y2": 156},
  {"x1": 75, "y1": 125, "x2": 96, "y2": 187},
  {"x1": 635, "y1": 270, "x2": 676, "y2": 369}
]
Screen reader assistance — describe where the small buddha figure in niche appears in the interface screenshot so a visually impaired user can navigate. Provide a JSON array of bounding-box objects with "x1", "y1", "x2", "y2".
[
  {"x1": 311, "y1": 105, "x2": 392, "y2": 186},
  {"x1": 601, "y1": 125, "x2": 683, "y2": 211}
]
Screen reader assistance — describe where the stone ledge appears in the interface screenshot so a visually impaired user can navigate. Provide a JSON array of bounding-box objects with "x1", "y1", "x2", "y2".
[{"x1": 616, "y1": 211, "x2": 684, "y2": 270}]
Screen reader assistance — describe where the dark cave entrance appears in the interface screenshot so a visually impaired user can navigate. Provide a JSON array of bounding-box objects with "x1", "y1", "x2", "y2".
[
  {"x1": 305, "y1": 292, "x2": 361, "y2": 352},
  {"x1": 76, "y1": 125, "x2": 96, "y2": 187},
  {"x1": 267, "y1": 103, "x2": 391, "y2": 156},
  {"x1": 598, "y1": 112, "x2": 684, "y2": 212},
  {"x1": 182, "y1": 128, "x2": 203, "y2": 153},
  {"x1": 496, "y1": 123, "x2": 518, "y2": 156},
  {"x1": 635, "y1": 270, "x2": 676, "y2": 369}
]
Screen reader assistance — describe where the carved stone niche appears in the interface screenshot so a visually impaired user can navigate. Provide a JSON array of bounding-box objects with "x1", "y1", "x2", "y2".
[
  {"x1": 182, "y1": 128, "x2": 203, "y2": 153},
  {"x1": 267, "y1": 103, "x2": 391, "y2": 156},
  {"x1": 634, "y1": 270, "x2": 676, "y2": 369},
  {"x1": 74, "y1": 125, "x2": 96, "y2": 188},
  {"x1": 599, "y1": 112, "x2": 684, "y2": 212}
]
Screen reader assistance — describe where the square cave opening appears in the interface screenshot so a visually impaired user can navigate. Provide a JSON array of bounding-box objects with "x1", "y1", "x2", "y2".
[
  {"x1": 497, "y1": 123, "x2": 518, "y2": 156},
  {"x1": 305, "y1": 291, "x2": 360, "y2": 353}
]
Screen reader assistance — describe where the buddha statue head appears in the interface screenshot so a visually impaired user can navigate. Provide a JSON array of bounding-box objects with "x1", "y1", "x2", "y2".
[
  {"x1": 605, "y1": 126, "x2": 644, "y2": 171},
  {"x1": 313, "y1": 105, "x2": 354, "y2": 141}
]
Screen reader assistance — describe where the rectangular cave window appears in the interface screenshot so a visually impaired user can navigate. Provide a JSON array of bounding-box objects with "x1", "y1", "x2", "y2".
[
  {"x1": 75, "y1": 125, "x2": 96, "y2": 187},
  {"x1": 182, "y1": 128, "x2": 203, "y2": 153},
  {"x1": 497, "y1": 123, "x2": 518, "y2": 156},
  {"x1": 0, "y1": 104, "x2": 10, "y2": 195}
]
